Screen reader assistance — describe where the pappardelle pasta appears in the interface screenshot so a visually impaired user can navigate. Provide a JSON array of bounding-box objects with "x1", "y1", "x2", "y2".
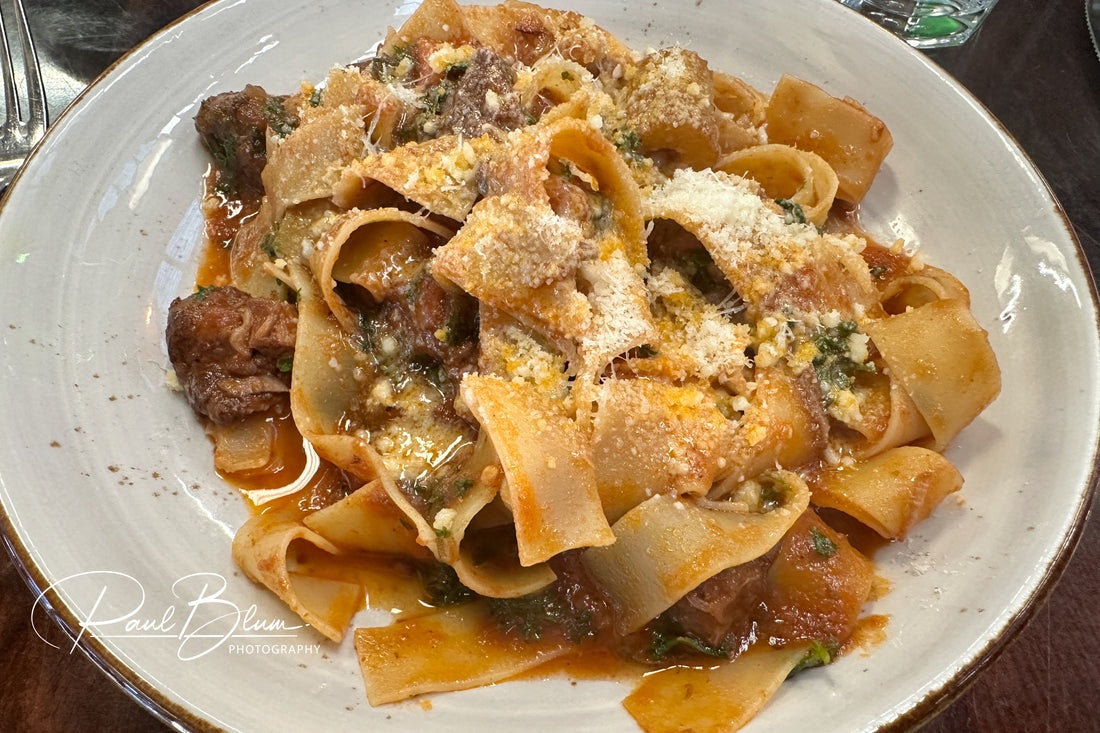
[{"x1": 165, "y1": 1, "x2": 1000, "y2": 730}]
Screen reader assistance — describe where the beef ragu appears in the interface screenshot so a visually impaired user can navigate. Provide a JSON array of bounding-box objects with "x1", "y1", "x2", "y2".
[
  {"x1": 195, "y1": 85, "x2": 298, "y2": 200},
  {"x1": 164, "y1": 1, "x2": 1000, "y2": 730},
  {"x1": 166, "y1": 285, "x2": 296, "y2": 425}
]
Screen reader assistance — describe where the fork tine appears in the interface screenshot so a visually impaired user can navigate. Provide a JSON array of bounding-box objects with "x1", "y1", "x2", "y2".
[
  {"x1": 12, "y1": 0, "x2": 44, "y2": 133},
  {"x1": 0, "y1": 5, "x2": 18, "y2": 130}
]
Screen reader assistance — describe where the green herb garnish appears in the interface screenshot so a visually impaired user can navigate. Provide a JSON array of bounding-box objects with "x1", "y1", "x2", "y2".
[
  {"x1": 193, "y1": 284, "x2": 217, "y2": 302},
  {"x1": 591, "y1": 193, "x2": 614, "y2": 230},
  {"x1": 787, "y1": 639, "x2": 840, "y2": 677},
  {"x1": 775, "y1": 198, "x2": 807, "y2": 225},
  {"x1": 649, "y1": 632, "x2": 729, "y2": 660},
  {"x1": 420, "y1": 563, "x2": 476, "y2": 607},
  {"x1": 260, "y1": 232, "x2": 278, "y2": 259},
  {"x1": 369, "y1": 44, "x2": 413, "y2": 83},
  {"x1": 812, "y1": 320, "x2": 876, "y2": 396},
  {"x1": 204, "y1": 133, "x2": 236, "y2": 171},
  {"x1": 611, "y1": 127, "x2": 646, "y2": 165},
  {"x1": 262, "y1": 97, "x2": 297, "y2": 138},
  {"x1": 488, "y1": 586, "x2": 592, "y2": 643},
  {"x1": 759, "y1": 484, "x2": 781, "y2": 512},
  {"x1": 422, "y1": 81, "x2": 451, "y2": 116},
  {"x1": 441, "y1": 299, "x2": 479, "y2": 346},
  {"x1": 408, "y1": 478, "x2": 446, "y2": 515},
  {"x1": 810, "y1": 526, "x2": 838, "y2": 558},
  {"x1": 277, "y1": 356, "x2": 294, "y2": 373}
]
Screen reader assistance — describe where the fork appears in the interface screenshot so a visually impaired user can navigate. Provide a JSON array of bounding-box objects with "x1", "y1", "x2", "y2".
[{"x1": 0, "y1": 0, "x2": 46, "y2": 190}]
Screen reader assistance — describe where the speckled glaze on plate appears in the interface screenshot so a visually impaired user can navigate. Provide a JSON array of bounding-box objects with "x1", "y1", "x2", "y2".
[{"x1": 0, "y1": 1, "x2": 1096, "y2": 731}]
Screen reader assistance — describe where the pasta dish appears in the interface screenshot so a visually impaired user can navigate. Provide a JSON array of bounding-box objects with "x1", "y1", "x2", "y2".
[{"x1": 164, "y1": 1, "x2": 1001, "y2": 729}]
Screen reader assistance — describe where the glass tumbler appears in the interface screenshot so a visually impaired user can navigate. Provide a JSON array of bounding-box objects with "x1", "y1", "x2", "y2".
[{"x1": 837, "y1": 0, "x2": 1000, "y2": 48}]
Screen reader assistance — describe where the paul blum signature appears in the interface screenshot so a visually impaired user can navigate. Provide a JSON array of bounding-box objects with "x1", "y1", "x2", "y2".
[{"x1": 31, "y1": 571, "x2": 307, "y2": 660}]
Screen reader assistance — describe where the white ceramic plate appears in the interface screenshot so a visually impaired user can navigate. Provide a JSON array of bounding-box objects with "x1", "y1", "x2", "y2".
[{"x1": 1, "y1": 0, "x2": 1096, "y2": 731}]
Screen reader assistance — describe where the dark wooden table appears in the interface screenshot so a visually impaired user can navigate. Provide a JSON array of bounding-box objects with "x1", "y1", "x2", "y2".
[{"x1": 2, "y1": 0, "x2": 1098, "y2": 730}]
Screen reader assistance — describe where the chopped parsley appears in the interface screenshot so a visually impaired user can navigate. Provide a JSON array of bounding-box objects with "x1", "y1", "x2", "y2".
[
  {"x1": 202, "y1": 134, "x2": 242, "y2": 196},
  {"x1": 193, "y1": 284, "x2": 217, "y2": 302},
  {"x1": 787, "y1": 639, "x2": 840, "y2": 677},
  {"x1": 260, "y1": 231, "x2": 278, "y2": 259},
  {"x1": 810, "y1": 526, "x2": 839, "y2": 558},
  {"x1": 440, "y1": 299, "x2": 479, "y2": 346},
  {"x1": 420, "y1": 562, "x2": 476, "y2": 607},
  {"x1": 392, "y1": 75, "x2": 459, "y2": 145},
  {"x1": 591, "y1": 193, "x2": 615, "y2": 230},
  {"x1": 868, "y1": 264, "x2": 888, "y2": 280},
  {"x1": 759, "y1": 484, "x2": 781, "y2": 512},
  {"x1": 488, "y1": 586, "x2": 592, "y2": 643},
  {"x1": 204, "y1": 133, "x2": 237, "y2": 171},
  {"x1": 612, "y1": 127, "x2": 647, "y2": 165},
  {"x1": 276, "y1": 356, "x2": 294, "y2": 373},
  {"x1": 812, "y1": 320, "x2": 875, "y2": 396},
  {"x1": 422, "y1": 81, "x2": 452, "y2": 116},
  {"x1": 453, "y1": 478, "x2": 474, "y2": 496},
  {"x1": 649, "y1": 631, "x2": 729, "y2": 660},
  {"x1": 407, "y1": 478, "x2": 447, "y2": 515},
  {"x1": 775, "y1": 198, "x2": 807, "y2": 226},
  {"x1": 369, "y1": 44, "x2": 413, "y2": 84},
  {"x1": 249, "y1": 127, "x2": 266, "y2": 154},
  {"x1": 308, "y1": 88, "x2": 323, "y2": 107},
  {"x1": 358, "y1": 312, "x2": 377, "y2": 351},
  {"x1": 262, "y1": 97, "x2": 297, "y2": 138}
]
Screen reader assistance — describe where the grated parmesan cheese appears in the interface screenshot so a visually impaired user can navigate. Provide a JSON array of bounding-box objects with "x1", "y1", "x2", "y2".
[{"x1": 427, "y1": 43, "x2": 476, "y2": 74}]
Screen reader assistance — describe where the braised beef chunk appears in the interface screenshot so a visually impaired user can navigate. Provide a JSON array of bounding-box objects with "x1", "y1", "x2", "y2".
[
  {"x1": 166, "y1": 286, "x2": 297, "y2": 425},
  {"x1": 356, "y1": 269, "x2": 480, "y2": 395},
  {"x1": 404, "y1": 273, "x2": 479, "y2": 375},
  {"x1": 487, "y1": 551, "x2": 615, "y2": 644},
  {"x1": 545, "y1": 174, "x2": 593, "y2": 222},
  {"x1": 436, "y1": 48, "x2": 527, "y2": 138},
  {"x1": 194, "y1": 85, "x2": 297, "y2": 199},
  {"x1": 665, "y1": 555, "x2": 773, "y2": 650},
  {"x1": 625, "y1": 552, "x2": 776, "y2": 663}
]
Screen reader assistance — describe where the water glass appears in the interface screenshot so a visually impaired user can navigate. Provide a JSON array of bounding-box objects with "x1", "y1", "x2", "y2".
[{"x1": 837, "y1": 1, "x2": 1000, "y2": 48}]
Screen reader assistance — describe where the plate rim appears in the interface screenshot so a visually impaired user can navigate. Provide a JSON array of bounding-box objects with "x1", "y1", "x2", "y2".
[
  {"x1": 1, "y1": 0, "x2": 1098, "y2": 731},
  {"x1": 0, "y1": 1, "x2": 229, "y2": 729}
]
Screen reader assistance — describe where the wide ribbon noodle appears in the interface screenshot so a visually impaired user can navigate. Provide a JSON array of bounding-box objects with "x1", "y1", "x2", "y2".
[{"x1": 173, "y1": 1, "x2": 1002, "y2": 731}]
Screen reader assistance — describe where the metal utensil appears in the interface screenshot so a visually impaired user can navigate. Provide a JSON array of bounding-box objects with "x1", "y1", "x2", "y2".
[
  {"x1": 0, "y1": 0, "x2": 46, "y2": 190},
  {"x1": 1089, "y1": 1, "x2": 1100, "y2": 60}
]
